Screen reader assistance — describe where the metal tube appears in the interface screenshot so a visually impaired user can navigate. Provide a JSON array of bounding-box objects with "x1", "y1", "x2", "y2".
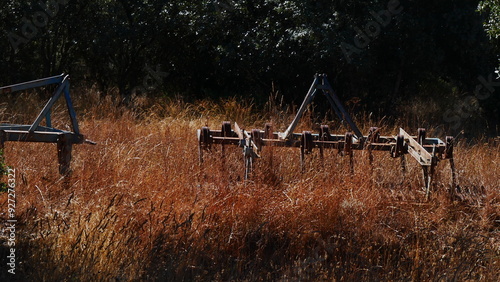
[
  {"x1": 280, "y1": 75, "x2": 320, "y2": 140},
  {"x1": 0, "y1": 74, "x2": 65, "y2": 94}
]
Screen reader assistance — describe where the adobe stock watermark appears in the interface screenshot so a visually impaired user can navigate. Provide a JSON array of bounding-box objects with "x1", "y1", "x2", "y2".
[
  {"x1": 131, "y1": 64, "x2": 169, "y2": 95},
  {"x1": 7, "y1": 0, "x2": 69, "y2": 53},
  {"x1": 441, "y1": 73, "x2": 499, "y2": 132},
  {"x1": 4, "y1": 168, "x2": 17, "y2": 275},
  {"x1": 340, "y1": 0, "x2": 403, "y2": 63}
]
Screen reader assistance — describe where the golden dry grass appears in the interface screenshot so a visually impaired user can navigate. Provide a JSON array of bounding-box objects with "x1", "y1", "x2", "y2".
[{"x1": 0, "y1": 89, "x2": 499, "y2": 281}]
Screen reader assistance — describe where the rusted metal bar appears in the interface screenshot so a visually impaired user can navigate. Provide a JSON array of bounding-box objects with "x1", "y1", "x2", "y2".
[{"x1": 0, "y1": 129, "x2": 83, "y2": 143}]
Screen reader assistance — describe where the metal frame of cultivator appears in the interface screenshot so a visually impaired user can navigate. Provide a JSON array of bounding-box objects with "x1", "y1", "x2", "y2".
[
  {"x1": 0, "y1": 74, "x2": 95, "y2": 175},
  {"x1": 198, "y1": 74, "x2": 457, "y2": 199}
]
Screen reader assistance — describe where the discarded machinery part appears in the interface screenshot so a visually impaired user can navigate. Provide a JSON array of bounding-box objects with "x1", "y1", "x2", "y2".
[
  {"x1": 0, "y1": 74, "x2": 95, "y2": 175},
  {"x1": 300, "y1": 131, "x2": 313, "y2": 171},
  {"x1": 320, "y1": 125, "x2": 331, "y2": 141},
  {"x1": 217, "y1": 122, "x2": 261, "y2": 180},
  {"x1": 319, "y1": 125, "x2": 331, "y2": 159},
  {"x1": 400, "y1": 128, "x2": 433, "y2": 166},
  {"x1": 400, "y1": 127, "x2": 439, "y2": 195},
  {"x1": 367, "y1": 127, "x2": 380, "y2": 165},
  {"x1": 222, "y1": 121, "x2": 232, "y2": 138},
  {"x1": 58, "y1": 134, "x2": 73, "y2": 175},
  {"x1": 234, "y1": 122, "x2": 245, "y2": 146},
  {"x1": 244, "y1": 140, "x2": 254, "y2": 180},
  {"x1": 422, "y1": 165, "x2": 434, "y2": 200},
  {"x1": 444, "y1": 136, "x2": 454, "y2": 159},
  {"x1": 220, "y1": 121, "x2": 231, "y2": 162},
  {"x1": 391, "y1": 133, "x2": 408, "y2": 172},
  {"x1": 445, "y1": 136, "x2": 457, "y2": 190},
  {"x1": 237, "y1": 123, "x2": 261, "y2": 156},
  {"x1": 301, "y1": 131, "x2": 314, "y2": 154},
  {"x1": 197, "y1": 126, "x2": 211, "y2": 163},
  {"x1": 196, "y1": 74, "x2": 458, "y2": 198},
  {"x1": 392, "y1": 134, "x2": 405, "y2": 158},
  {"x1": 344, "y1": 132, "x2": 353, "y2": 155},
  {"x1": 279, "y1": 74, "x2": 363, "y2": 140},
  {"x1": 200, "y1": 127, "x2": 212, "y2": 149},
  {"x1": 243, "y1": 136, "x2": 260, "y2": 180},
  {"x1": 368, "y1": 127, "x2": 380, "y2": 143},
  {"x1": 417, "y1": 128, "x2": 426, "y2": 145},
  {"x1": 345, "y1": 132, "x2": 354, "y2": 173},
  {"x1": 400, "y1": 154, "x2": 407, "y2": 173},
  {"x1": 264, "y1": 123, "x2": 273, "y2": 139}
]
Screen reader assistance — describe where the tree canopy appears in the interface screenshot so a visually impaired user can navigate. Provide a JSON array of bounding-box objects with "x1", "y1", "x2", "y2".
[{"x1": 0, "y1": 0, "x2": 498, "y2": 134}]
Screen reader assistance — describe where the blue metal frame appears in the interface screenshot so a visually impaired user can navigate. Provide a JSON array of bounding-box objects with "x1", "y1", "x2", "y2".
[{"x1": 0, "y1": 74, "x2": 93, "y2": 174}]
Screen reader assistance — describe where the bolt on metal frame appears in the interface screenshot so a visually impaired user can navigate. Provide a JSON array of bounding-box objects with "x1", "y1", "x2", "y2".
[
  {"x1": 198, "y1": 74, "x2": 457, "y2": 200},
  {"x1": 0, "y1": 74, "x2": 95, "y2": 175}
]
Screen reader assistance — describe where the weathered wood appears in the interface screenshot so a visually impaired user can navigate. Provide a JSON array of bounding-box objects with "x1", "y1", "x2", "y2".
[{"x1": 399, "y1": 128, "x2": 433, "y2": 166}]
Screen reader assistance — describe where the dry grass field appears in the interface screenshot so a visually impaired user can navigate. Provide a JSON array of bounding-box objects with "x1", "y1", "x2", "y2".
[{"x1": 0, "y1": 89, "x2": 499, "y2": 281}]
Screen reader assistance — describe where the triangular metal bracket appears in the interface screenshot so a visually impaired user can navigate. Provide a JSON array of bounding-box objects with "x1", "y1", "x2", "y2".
[
  {"x1": 0, "y1": 74, "x2": 95, "y2": 175},
  {"x1": 279, "y1": 74, "x2": 363, "y2": 140}
]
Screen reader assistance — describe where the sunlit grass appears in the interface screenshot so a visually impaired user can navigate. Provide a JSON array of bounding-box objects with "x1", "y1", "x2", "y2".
[{"x1": 0, "y1": 90, "x2": 499, "y2": 280}]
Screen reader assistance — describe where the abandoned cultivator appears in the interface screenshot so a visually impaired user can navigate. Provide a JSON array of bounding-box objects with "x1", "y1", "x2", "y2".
[{"x1": 197, "y1": 74, "x2": 457, "y2": 200}]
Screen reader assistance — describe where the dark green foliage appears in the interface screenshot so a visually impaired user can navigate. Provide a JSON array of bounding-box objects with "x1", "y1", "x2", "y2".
[{"x1": 0, "y1": 0, "x2": 498, "y2": 134}]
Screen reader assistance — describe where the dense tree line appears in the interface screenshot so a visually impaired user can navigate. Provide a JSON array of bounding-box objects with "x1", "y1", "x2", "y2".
[{"x1": 0, "y1": 0, "x2": 498, "y2": 134}]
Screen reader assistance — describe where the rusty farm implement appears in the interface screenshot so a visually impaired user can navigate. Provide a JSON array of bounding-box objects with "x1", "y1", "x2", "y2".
[
  {"x1": 197, "y1": 74, "x2": 457, "y2": 199},
  {"x1": 0, "y1": 74, "x2": 95, "y2": 175}
]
